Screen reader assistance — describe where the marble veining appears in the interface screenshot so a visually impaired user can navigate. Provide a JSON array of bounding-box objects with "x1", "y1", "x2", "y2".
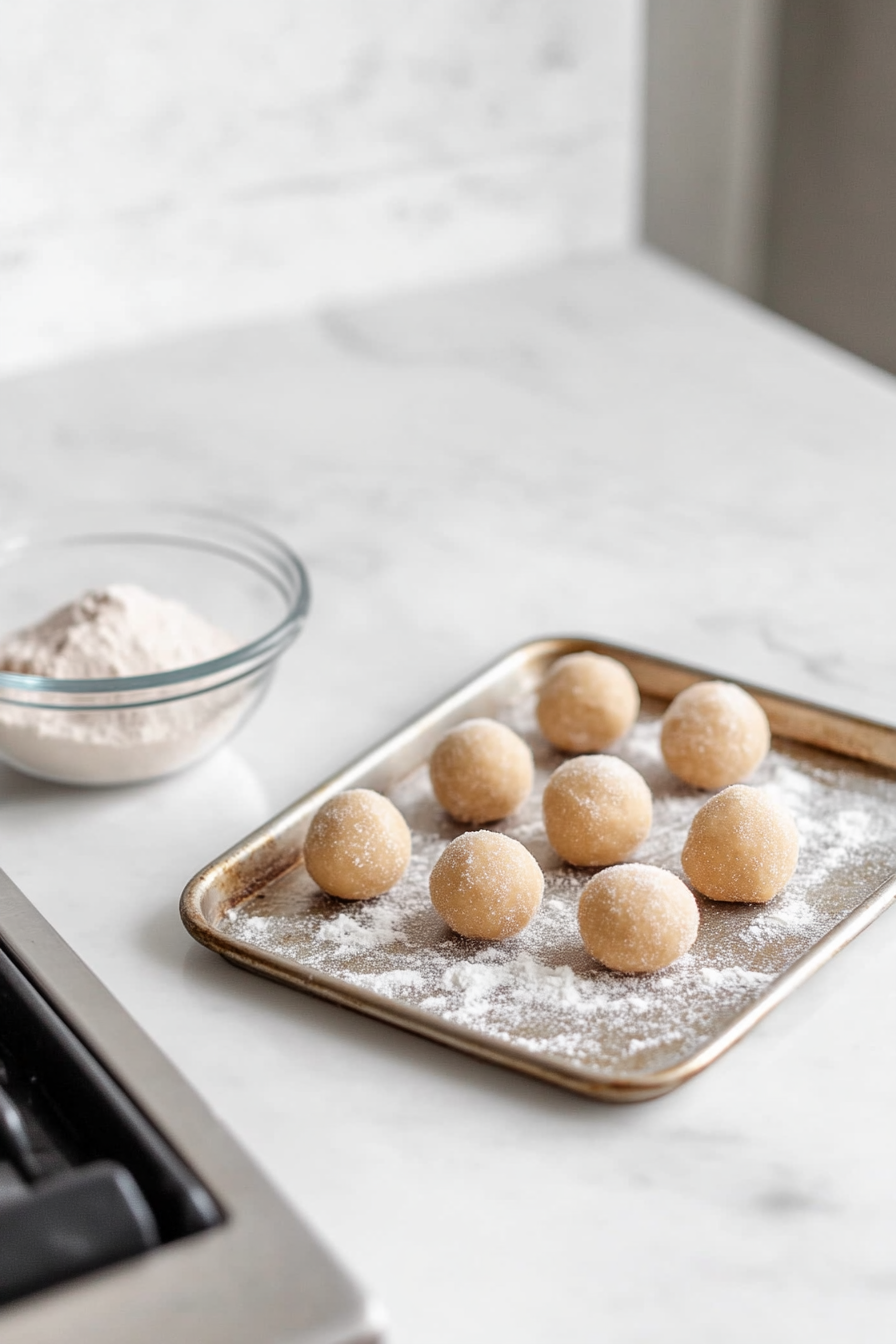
[
  {"x1": 1, "y1": 251, "x2": 896, "y2": 1340},
  {"x1": 0, "y1": 0, "x2": 642, "y2": 374}
]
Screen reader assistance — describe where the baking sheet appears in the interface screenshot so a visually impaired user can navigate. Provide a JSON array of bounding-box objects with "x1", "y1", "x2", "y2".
[{"x1": 181, "y1": 639, "x2": 896, "y2": 1100}]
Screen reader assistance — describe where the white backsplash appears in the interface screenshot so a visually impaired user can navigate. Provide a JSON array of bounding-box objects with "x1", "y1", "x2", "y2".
[{"x1": 0, "y1": 0, "x2": 643, "y2": 374}]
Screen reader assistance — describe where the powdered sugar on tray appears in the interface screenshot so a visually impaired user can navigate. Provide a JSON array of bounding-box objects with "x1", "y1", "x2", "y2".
[
  {"x1": 316, "y1": 905, "x2": 410, "y2": 953},
  {"x1": 226, "y1": 697, "x2": 896, "y2": 1077}
]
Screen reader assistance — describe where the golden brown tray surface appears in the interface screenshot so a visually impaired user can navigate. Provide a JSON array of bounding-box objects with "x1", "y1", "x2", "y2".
[{"x1": 181, "y1": 638, "x2": 896, "y2": 1101}]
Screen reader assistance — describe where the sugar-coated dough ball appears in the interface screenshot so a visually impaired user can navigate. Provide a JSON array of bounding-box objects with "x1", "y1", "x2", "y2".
[
  {"x1": 537, "y1": 652, "x2": 640, "y2": 754},
  {"x1": 578, "y1": 864, "x2": 699, "y2": 974},
  {"x1": 661, "y1": 681, "x2": 770, "y2": 789},
  {"x1": 429, "y1": 718, "x2": 533, "y2": 824},
  {"x1": 304, "y1": 789, "x2": 411, "y2": 901},
  {"x1": 429, "y1": 831, "x2": 544, "y2": 939},
  {"x1": 542, "y1": 755, "x2": 652, "y2": 867},
  {"x1": 681, "y1": 784, "x2": 799, "y2": 903}
]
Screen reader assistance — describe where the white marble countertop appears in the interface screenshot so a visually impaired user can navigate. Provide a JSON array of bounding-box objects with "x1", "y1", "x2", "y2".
[{"x1": 2, "y1": 248, "x2": 896, "y2": 1341}]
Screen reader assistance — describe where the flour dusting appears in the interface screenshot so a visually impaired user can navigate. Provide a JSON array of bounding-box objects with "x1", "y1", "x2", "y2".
[{"x1": 226, "y1": 697, "x2": 896, "y2": 1077}]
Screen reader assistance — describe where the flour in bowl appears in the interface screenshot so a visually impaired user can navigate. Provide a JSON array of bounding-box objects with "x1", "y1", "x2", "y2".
[
  {"x1": 0, "y1": 584, "x2": 234, "y2": 679},
  {"x1": 0, "y1": 585, "x2": 242, "y2": 785}
]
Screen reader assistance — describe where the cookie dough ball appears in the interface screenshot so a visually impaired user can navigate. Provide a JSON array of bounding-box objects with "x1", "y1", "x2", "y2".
[
  {"x1": 429, "y1": 718, "x2": 533, "y2": 824},
  {"x1": 429, "y1": 831, "x2": 544, "y2": 939},
  {"x1": 661, "y1": 681, "x2": 770, "y2": 790},
  {"x1": 542, "y1": 755, "x2": 652, "y2": 867},
  {"x1": 681, "y1": 784, "x2": 799, "y2": 903},
  {"x1": 537, "y1": 652, "x2": 640, "y2": 754},
  {"x1": 578, "y1": 864, "x2": 699, "y2": 974},
  {"x1": 304, "y1": 789, "x2": 411, "y2": 901}
]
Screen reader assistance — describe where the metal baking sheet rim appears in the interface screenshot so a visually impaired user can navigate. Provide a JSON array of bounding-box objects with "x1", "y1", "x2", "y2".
[{"x1": 181, "y1": 635, "x2": 896, "y2": 1103}]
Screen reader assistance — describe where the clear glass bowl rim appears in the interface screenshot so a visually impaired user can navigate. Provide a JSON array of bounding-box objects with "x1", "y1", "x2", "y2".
[{"x1": 0, "y1": 506, "x2": 310, "y2": 695}]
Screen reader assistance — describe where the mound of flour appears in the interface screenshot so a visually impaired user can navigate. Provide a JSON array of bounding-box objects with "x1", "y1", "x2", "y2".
[
  {"x1": 0, "y1": 585, "x2": 234, "y2": 679},
  {"x1": 0, "y1": 585, "x2": 240, "y2": 785}
]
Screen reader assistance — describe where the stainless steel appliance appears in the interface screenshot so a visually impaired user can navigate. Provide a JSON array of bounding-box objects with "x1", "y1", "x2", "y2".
[{"x1": 0, "y1": 865, "x2": 381, "y2": 1344}]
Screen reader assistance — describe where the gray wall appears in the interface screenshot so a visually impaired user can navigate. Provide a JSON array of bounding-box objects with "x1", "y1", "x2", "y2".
[
  {"x1": 643, "y1": 0, "x2": 780, "y2": 299},
  {"x1": 766, "y1": 0, "x2": 896, "y2": 375},
  {"x1": 644, "y1": 0, "x2": 896, "y2": 377}
]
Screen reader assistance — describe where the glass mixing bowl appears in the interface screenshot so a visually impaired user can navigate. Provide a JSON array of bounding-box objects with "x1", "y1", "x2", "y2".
[{"x1": 0, "y1": 507, "x2": 310, "y2": 786}]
